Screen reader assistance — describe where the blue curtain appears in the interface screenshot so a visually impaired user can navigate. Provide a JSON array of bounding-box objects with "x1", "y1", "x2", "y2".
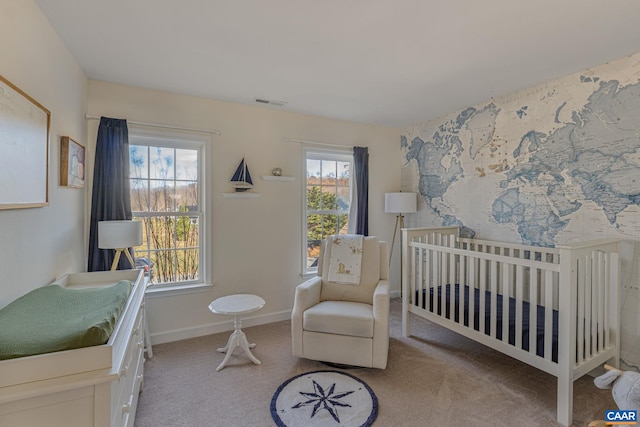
[
  {"x1": 353, "y1": 146, "x2": 369, "y2": 236},
  {"x1": 87, "y1": 117, "x2": 132, "y2": 272}
]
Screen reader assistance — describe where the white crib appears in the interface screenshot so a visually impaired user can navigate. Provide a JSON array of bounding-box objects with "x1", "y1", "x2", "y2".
[{"x1": 401, "y1": 226, "x2": 620, "y2": 427}]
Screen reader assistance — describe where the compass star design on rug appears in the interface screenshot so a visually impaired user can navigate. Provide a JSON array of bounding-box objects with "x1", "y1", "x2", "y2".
[
  {"x1": 292, "y1": 379, "x2": 355, "y2": 422},
  {"x1": 270, "y1": 370, "x2": 378, "y2": 427}
]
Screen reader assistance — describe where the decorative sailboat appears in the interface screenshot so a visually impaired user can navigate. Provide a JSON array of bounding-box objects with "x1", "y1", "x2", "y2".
[{"x1": 230, "y1": 158, "x2": 253, "y2": 192}]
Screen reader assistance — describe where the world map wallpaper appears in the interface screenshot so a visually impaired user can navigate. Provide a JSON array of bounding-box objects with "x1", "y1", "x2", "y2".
[{"x1": 401, "y1": 53, "x2": 640, "y2": 369}]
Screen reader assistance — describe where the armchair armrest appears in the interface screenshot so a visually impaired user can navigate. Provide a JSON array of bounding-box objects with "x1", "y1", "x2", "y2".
[
  {"x1": 372, "y1": 279, "x2": 390, "y2": 321},
  {"x1": 372, "y1": 279, "x2": 390, "y2": 369},
  {"x1": 292, "y1": 276, "x2": 322, "y2": 316},
  {"x1": 291, "y1": 276, "x2": 322, "y2": 357}
]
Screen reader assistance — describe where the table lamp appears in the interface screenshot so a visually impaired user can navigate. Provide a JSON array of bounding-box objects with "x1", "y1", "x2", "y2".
[
  {"x1": 98, "y1": 220, "x2": 143, "y2": 271},
  {"x1": 385, "y1": 192, "x2": 417, "y2": 267}
]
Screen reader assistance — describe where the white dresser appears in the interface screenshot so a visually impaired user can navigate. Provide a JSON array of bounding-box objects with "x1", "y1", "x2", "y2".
[{"x1": 0, "y1": 269, "x2": 147, "y2": 427}]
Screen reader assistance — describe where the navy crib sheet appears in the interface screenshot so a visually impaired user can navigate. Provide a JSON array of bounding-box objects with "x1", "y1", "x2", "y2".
[{"x1": 417, "y1": 284, "x2": 559, "y2": 362}]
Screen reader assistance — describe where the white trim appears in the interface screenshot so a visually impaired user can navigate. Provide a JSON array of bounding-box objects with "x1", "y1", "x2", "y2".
[
  {"x1": 145, "y1": 282, "x2": 213, "y2": 298},
  {"x1": 148, "y1": 309, "x2": 292, "y2": 345}
]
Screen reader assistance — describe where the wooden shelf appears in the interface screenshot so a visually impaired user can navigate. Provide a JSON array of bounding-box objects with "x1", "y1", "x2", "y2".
[
  {"x1": 222, "y1": 192, "x2": 261, "y2": 198},
  {"x1": 260, "y1": 175, "x2": 295, "y2": 182}
]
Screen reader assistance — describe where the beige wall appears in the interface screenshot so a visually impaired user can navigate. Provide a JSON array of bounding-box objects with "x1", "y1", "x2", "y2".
[
  {"x1": 87, "y1": 81, "x2": 401, "y2": 343},
  {"x1": 0, "y1": 0, "x2": 87, "y2": 307}
]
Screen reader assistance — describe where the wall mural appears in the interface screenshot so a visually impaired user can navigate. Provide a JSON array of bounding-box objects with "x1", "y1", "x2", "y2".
[{"x1": 401, "y1": 52, "x2": 640, "y2": 370}]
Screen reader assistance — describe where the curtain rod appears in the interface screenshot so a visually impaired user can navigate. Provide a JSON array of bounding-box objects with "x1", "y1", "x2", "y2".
[
  {"x1": 85, "y1": 114, "x2": 221, "y2": 136},
  {"x1": 283, "y1": 137, "x2": 355, "y2": 149}
]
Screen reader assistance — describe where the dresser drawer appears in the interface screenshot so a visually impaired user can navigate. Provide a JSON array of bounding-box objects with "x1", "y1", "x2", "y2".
[
  {"x1": 116, "y1": 345, "x2": 144, "y2": 427},
  {"x1": 111, "y1": 306, "x2": 145, "y2": 423}
]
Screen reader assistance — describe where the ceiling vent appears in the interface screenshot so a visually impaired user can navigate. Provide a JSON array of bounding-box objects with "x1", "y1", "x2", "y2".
[{"x1": 254, "y1": 98, "x2": 288, "y2": 107}]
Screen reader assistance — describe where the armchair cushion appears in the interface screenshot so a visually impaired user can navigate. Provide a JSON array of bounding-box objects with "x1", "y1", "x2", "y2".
[
  {"x1": 320, "y1": 236, "x2": 381, "y2": 304},
  {"x1": 303, "y1": 301, "x2": 374, "y2": 338}
]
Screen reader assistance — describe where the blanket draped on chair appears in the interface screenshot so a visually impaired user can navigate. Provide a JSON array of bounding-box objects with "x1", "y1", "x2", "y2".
[{"x1": 328, "y1": 235, "x2": 363, "y2": 285}]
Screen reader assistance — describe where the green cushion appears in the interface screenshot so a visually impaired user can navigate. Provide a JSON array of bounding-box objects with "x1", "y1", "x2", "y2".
[{"x1": 0, "y1": 280, "x2": 132, "y2": 360}]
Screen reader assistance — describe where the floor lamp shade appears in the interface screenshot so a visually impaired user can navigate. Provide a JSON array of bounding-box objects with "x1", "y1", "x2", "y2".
[
  {"x1": 98, "y1": 220, "x2": 143, "y2": 270},
  {"x1": 385, "y1": 192, "x2": 417, "y2": 214}
]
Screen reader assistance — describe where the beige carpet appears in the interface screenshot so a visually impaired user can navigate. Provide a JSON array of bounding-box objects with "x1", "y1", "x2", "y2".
[{"x1": 134, "y1": 299, "x2": 615, "y2": 427}]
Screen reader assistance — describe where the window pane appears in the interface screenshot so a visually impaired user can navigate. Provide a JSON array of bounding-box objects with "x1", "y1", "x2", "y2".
[
  {"x1": 130, "y1": 145, "x2": 148, "y2": 179},
  {"x1": 307, "y1": 159, "x2": 320, "y2": 179},
  {"x1": 150, "y1": 147, "x2": 175, "y2": 180},
  {"x1": 337, "y1": 161, "x2": 350, "y2": 179},
  {"x1": 177, "y1": 181, "x2": 198, "y2": 210},
  {"x1": 152, "y1": 250, "x2": 176, "y2": 283},
  {"x1": 176, "y1": 149, "x2": 198, "y2": 181},
  {"x1": 175, "y1": 249, "x2": 199, "y2": 281},
  {"x1": 130, "y1": 178, "x2": 149, "y2": 212},
  {"x1": 150, "y1": 180, "x2": 177, "y2": 211},
  {"x1": 321, "y1": 160, "x2": 336, "y2": 185}
]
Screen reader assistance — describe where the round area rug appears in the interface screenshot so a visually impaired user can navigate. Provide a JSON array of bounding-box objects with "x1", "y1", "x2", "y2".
[{"x1": 270, "y1": 370, "x2": 378, "y2": 427}]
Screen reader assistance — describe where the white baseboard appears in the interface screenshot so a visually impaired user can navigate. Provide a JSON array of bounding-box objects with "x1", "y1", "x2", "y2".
[
  {"x1": 390, "y1": 289, "x2": 401, "y2": 299},
  {"x1": 149, "y1": 309, "x2": 292, "y2": 345}
]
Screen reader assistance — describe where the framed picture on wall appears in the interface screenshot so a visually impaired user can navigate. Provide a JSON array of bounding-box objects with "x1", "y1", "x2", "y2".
[
  {"x1": 60, "y1": 136, "x2": 85, "y2": 188},
  {"x1": 0, "y1": 75, "x2": 50, "y2": 209}
]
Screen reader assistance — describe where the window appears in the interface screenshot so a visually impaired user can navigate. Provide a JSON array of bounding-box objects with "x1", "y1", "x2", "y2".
[
  {"x1": 129, "y1": 131, "x2": 207, "y2": 287},
  {"x1": 303, "y1": 148, "x2": 352, "y2": 273}
]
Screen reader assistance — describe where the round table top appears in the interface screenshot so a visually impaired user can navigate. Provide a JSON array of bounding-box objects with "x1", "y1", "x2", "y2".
[{"x1": 208, "y1": 294, "x2": 265, "y2": 315}]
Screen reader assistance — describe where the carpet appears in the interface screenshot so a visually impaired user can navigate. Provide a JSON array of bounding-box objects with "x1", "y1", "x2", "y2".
[{"x1": 270, "y1": 370, "x2": 378, "y2": 427}]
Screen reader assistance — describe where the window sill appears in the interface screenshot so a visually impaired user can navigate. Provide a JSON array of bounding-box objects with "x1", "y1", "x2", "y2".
[
  {"x1": 301, "y1": 272, "x2": 317, "y2": 281},
  {"x1": 145, "y1": 282, "x2": 214, "y2": 298}
]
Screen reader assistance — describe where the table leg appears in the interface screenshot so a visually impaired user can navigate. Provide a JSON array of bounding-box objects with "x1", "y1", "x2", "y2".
[{"x1": 215, "y1": 315, "x2": 261, "y2": 371}]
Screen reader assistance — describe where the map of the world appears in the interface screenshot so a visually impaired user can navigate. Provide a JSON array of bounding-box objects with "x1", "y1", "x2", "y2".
[{"x1": 401, "y1": 54, "x2": 640, "y2": 248}]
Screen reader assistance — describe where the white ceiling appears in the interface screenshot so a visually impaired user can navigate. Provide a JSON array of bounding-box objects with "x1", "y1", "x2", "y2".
[{"x1": 35, "y1": 0, "x2": 640, "y2": 128}]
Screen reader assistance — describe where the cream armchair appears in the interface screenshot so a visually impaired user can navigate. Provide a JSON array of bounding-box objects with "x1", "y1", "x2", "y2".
[{"x1": 291, "y1": 236, "x2": 390, "y2": 369}]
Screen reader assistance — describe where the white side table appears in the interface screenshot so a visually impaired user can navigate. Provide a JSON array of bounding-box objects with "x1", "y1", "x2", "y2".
[{"x1": 208, "y1": 294, "x2": 265, "y2": 371}]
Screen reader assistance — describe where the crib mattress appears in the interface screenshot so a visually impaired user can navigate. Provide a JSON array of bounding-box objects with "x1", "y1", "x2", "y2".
[
  {"x1": 418, "y1": 284, "x2": 559, "y2": 362},
  {"x1": 0, "y1": 280, "x2": 132, "y2": 360}
]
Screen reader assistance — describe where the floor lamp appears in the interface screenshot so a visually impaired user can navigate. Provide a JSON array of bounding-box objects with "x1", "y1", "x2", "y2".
[
  {"x1": 98, "y1": 220, "x2": 143, "y2": 270},
  {"x1": 385, "y1": 192, "x2": 417, "y2": 270}
]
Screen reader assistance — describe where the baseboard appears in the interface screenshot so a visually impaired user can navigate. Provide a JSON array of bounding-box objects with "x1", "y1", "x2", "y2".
[
  {"x1": 149, "y1": 309, "x2": 292, "y2": 345},
  {"x1": 390, "y1": 290, "x2": 401, "y2": 299}
]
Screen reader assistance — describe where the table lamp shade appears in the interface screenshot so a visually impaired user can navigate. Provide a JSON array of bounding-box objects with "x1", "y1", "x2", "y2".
[
  {"x1": 98, "y1": 220, "x2": 143, "y2": 249},
  {"x1": 385, "y1": 192, "x2": 417, "y2": 214}
]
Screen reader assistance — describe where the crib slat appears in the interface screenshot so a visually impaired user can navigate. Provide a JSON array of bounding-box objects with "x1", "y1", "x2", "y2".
[
  {"x1": 545, "y1": 270, "x2": 554, "y2": 361},
  {"x1": 502, "y1": 261, "x2": 510, "y2": 346},
  {"x1": 515, "y1": 265, "x2": 523, "y2": 351},
  {"x1": 438, "y1": 235, "x2": 445, "y2": 316},
  {"x1": 479, "y1": 249, "x2": 487, "y2": 334},
  {"x1": 469, "y1": 254, "x2": 476, "y2": 330},
  {"x1": 595, "y1": 251, "x2": 604, "y2": 354},
  {"x1": 459, "y1": 251, "x2": 466, "y2": 326},
  {"x1": 530, "y1": 266, "x2": 538, "y2": 357},
  {"x1": 418, "y1": 245, "x2": 424, "y2": 312},
  {"x1": 603, "y1": 254, "x2": 608, "y2": 349},
  {"x1": 490, "y1": 259, "x2": 498, "y2": 338},
  {"x1": 577, "y1": 255, "x2": 587, "y2": 363},
  {"x1": 587, "y1": 253, "x2": 593, "y2": 358},
  {"x1": 449, "y1": 236, "x2": 456, "y2": 322}
]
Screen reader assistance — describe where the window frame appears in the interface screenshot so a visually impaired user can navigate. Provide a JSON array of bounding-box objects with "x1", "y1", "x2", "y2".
[
  {"x1": 128, "y1": 127, "x2": 211, "y2": 291},
  {"x1": 302, "y1": 146, "x2": 353, "y2": 275}
]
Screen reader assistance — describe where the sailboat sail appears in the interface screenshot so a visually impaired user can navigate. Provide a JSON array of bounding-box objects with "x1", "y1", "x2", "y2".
[{"x1": 231, "y1": 158, "x2": 253, "y2": 191}]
